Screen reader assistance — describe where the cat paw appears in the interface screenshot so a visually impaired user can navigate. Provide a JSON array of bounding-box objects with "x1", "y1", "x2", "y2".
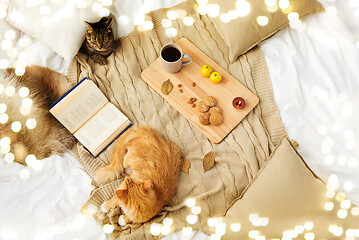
[
  {"x1": 118, "y1": 215, "x2": 132, "y2": 225},
  {"x1": 118, "y1": 215, "x2": 126, "y2": 226}
]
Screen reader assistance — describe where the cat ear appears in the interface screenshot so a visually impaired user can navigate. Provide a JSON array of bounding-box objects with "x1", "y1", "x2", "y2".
[
  {"x1": 84, "y1": 21, "x2": 93, "y2": 30},
  {"x1": 106, "y1": 18, "x2": 113, "y2": 28},
  {"x1": 116, "y1": 189, "x2": 127, "y2": 200},
  {"x1": 141, "y1": 180, "x2": 153, "y2": 192}
]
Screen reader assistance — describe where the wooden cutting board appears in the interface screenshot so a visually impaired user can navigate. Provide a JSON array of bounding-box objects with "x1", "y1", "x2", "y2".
[{"x1": 141, "y1": 38, "x2": 259, "y2": 143}]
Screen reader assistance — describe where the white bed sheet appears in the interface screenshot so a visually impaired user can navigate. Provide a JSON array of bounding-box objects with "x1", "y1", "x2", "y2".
[
  {"x1": 0, "y1": 0, "x2": 358, "y2": 239},
  {"x1": 260, "y1": 0, "x2": 359, "y2": 205}
]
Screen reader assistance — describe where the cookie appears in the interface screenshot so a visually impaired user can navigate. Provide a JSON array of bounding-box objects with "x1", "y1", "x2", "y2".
[
  {"x1": 203, "y1": 96, "x2": 217, "y2": 107},
  {"x1": 197, "y1": 100, "x2": 209, "y2": 113},
  {"x1": 199, "y1": 112, "x2": 211, "y2": 125},
  {"x1": 209, "y1": 112, "x2": 224, "y2": 126},
  {"x1": 209, "y1": 106, "x2": 223, "y2": 115}
]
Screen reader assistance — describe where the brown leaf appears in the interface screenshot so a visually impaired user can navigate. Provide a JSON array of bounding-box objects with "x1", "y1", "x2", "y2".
[
  {"x1": 180, "y1": 159, "x2": 191, "y2": 174},
  {"x1": 203, "y1": 151, "x2": 215, "y2": 172},
  {"x1": 161, "y1": 79, "x2": 173, "y2": 95}
]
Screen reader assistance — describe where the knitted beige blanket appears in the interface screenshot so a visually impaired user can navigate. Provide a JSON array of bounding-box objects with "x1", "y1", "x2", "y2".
[{"x1": 66, "y1": 1, "x2": 287, "y2": 239}]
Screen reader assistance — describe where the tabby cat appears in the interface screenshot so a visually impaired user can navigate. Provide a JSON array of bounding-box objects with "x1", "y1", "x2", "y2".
[
  {"x1": 80, "y1": 17, "x2": 115, "y2": 65},
  {"x1": 94, "y1": 126, "x2": 182, "y2": 224},
  {"x1": 0, "y1": 66, "x2": 75, "y2": 164}
]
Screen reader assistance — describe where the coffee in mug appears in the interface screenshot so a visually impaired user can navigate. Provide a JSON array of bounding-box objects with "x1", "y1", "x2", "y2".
[{"x1": 160, "y1": 43, "x2": 192, "y2": 73}]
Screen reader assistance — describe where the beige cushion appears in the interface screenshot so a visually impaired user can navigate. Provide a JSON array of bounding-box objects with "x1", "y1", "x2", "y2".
[
  {"x1": 222, "y1": 138, "x2": 359, "y2": 239},
  {"x1": 207, "y1": 0, "x2": 324, "y2": 62}
]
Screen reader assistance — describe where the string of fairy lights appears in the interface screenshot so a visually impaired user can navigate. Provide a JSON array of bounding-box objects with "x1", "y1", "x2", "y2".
[{"x1": 0, "y1": 0, "x2": 359, "y2": 239}]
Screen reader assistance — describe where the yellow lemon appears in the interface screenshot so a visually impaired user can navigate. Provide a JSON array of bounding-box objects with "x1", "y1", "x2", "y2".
[
  {"x1": 200, "y1": 65, "x2": 212, "y2": 77},
  {"x1": 209, "y1": 72, "x2": 222, "y2": 84}
]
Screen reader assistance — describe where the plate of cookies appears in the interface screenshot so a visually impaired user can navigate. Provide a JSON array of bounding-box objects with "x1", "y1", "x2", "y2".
[{"x1": 141, "y1": 38, "x2": 259, "y2": 143}]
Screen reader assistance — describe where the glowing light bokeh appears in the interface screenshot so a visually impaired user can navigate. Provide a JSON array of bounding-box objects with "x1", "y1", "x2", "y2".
[
  {"x1": 182, "y1": 227, "x2": 193, "y2": 235},
  {"x1": 0, "y1": 59, "x2": 9, "y2": 69},
  {"x1": 183, "y1": 16, "x2": 194, "y2": 26},
  {"x1": 185, "y1": 198, "x2": 196, "y2": 208},
  {"x1": 15, "y1": 67, "x2": 26, "y2": 76},
  {"x1": 4, "y1": 152, "x2": 15, "y2": 163},
  {"x1": 304, "y1": 221, "x2": 314, "y2": 231},
  {"x1": 167, "y1": 10, "x2": 178, "y2": 20},
  {"x1": 161, "y1": 225, "x2": 171, "y2": 235},
  {"x1": 143, "y1": 20, "x2": 154, "y2": 30},
  {"x1": 324, "y1": 202, "x2": 334, "y2": 211},
  {"x1": 165, "y1": 28, "x2": 177, "y2": 38},
  {"x1": 103, "y1": 224, "x2": 114, "y2": 234},
  {"x1": 341, "y1": 200, "x2": 351, "y2": 209},
  {"x1": 230, "y1": 223, "x2": 241, "y2": 232},
  {"x1": 5, "y1": 86, "x2": 16, "y2": 97},
  {"x1": 22, "y1": 98, "x2": 33, "y2": 108},
  {"x1": 236, "y1": 0, "x2": 251, "y2": 17},
  {"x1": 19, "y1": 87, "x2": 30, "y2": 98},
  {"x1": 5, "y1": 29, "x2": 16, "y2": 40},
  {"x1": 118, "y1": 16, "x2": 129, "y2": 25},
  {"x1": 186, "y1": 215, "x2": 198, "y2": 225},
  {"x1": 220, "y1": 13, "x2": 231, "y2": 23},
  {"x1": 191, "y1": 206, "x2": 201, "y2": 215},
  {"x1": 295, "y1": 225, "x2": 304, "y2": 234},
  {"x1": 208, "y1": 218, "x2": 218, "y2": 227},
  {"x1": 215, "y1": 222, "x2": 226, "y2": 236},
  {"x1": 150, "y1": 223, "x2": 161, "y2": 236},
  {"x1": 163, "y1": 217, "x2": 173, "y2": 227},
  {"x1": 19, "y1": 168, "x2": 30, "y2": 180},
  {"x1": 11, "y1": 121, "x2": 22, "y2": 133},
  {"x1": 197, "y1": 5, "x2": 208, "y2": 15},
  {"x1": 161, "y1": 19, "x2": 172, "y2": 28},
  {"x1": 337, "y1": 209, "x2": 348, "y2": 219},
  {"x1": 87, "y1": 204, "x2": 98, "y2": 215},
  {"x1": 257, "y1": 16, "x2": 269, "y2": 26},
  {"x1": 304, "y1": 232, "x2": 315, "y2": 240},
  {"x1": 248, "y1": 230, "x2": 259, "y2": 239},
  {"x1": 208, "y1": 4, "x2": 220, "y2": 18},
  {"x1": 0, "y1": 103, "x2": 7, "y2": 113},
  {"x1": 0, "y1": 113, "x2": 9, "y2": 124},
  {"x1": 26, "y1": 118, "x2": 36, "y2": 129},
  {"x1": 278, "y1": 0, "x2": 290, "y2": 9}
]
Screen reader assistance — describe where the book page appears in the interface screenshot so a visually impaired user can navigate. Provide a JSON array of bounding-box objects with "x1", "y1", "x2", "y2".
[
  {"x1": 74, "y1": 102, "x2": 131, "y2": 156},
  {"x1": 50, "y1": 80, "x2": 108, "y2": 133}
]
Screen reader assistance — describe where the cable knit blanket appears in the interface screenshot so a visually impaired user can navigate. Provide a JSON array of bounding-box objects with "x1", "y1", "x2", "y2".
[{"x1": 66, "y1": 1, "x2": 287, "y2": 238}]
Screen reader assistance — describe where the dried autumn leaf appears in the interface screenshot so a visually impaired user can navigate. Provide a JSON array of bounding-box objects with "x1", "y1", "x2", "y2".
[
  {"x1": 161, "y1": 79, "x2": 173, "y2": 95},
  {"x1": 180, "y1": 159, "x2": 191, "y2": 174},
  {"x1": 203, "y1": 151, "x2": 215, "y2": 172}
]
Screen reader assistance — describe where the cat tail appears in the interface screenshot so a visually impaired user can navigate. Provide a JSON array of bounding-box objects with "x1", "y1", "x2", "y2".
[{"x1": 94, "y1": 130, "x2": 135, "y2": 184}]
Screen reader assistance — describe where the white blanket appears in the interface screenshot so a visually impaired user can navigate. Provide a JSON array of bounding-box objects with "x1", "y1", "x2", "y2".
[{"x1": 0, "y1": 0, "x2": 358, "y2": 239}]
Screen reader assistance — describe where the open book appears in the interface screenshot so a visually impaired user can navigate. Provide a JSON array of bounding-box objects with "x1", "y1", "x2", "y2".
[{"x1": 50, "y1": 77, "x2": 132, "y2": 157}]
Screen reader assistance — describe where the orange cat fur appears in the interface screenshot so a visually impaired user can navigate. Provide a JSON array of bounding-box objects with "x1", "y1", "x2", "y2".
[{"x1": 94, "y1": 126, "x2": 182, "y2": 224}]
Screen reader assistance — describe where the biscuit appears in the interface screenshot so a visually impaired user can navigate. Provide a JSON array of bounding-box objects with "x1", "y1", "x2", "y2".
[
  {"x1": 209, "y1": 106, "x2": 223, "y2": 115},
  {"x1": 199, "y1": 113, "x2": 211, "y2": 125},
  {"x1": 203, "y1": 96, "x2": 216, "y2": 107},
  {"x1": 197, "y1": 100, "x2": 209, "y2": 113},
  {"x1": 209, "y1": 112, "x2": 223, "y2": 126}
]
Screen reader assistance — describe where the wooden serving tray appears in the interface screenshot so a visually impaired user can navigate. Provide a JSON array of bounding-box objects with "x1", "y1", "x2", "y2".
[{"x1": 141, "y1": 38, "x2": 259, "y2": 143}]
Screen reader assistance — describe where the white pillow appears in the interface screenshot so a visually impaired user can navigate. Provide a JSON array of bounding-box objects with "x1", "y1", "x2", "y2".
[{"x1": 5, "y1": 0, "x2": 101, "y2": 62}]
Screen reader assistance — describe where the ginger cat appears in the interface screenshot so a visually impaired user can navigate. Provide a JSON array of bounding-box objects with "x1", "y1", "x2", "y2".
[{"x1": 94, "y1": 126, "x2": 182, "y2": 224}]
